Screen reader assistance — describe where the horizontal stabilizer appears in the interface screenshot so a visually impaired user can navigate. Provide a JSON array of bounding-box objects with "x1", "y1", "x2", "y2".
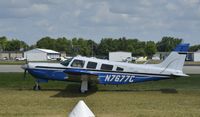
[{"x1": 172, "y1": 73, "x2": 189, "y2": 77}]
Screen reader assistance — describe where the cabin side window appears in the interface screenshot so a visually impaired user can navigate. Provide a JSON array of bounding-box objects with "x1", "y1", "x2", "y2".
[
  {"x1": 86, "y1": 61, "x2": 97, "y2": 69},
  {"x1": 116, "y1": 67, "x2": 124, "y2": 71},
  {"x1": 71, "y1": 59, "x2": 85, "y2": 68},
  {"x1": 101, "y1": 64, "x2": 113, "y2": 70}
]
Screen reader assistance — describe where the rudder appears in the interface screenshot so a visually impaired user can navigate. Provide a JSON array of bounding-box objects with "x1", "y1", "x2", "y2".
[{"x1": 157, "y1": 43, "x2": 189, "y2": 71}]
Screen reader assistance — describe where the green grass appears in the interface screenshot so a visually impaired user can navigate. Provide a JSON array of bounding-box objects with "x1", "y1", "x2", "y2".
[
  {"x1": 0, "y1": 61, "x2": 60, "y2": 65},
  {"x1": 185, "y1": 61, "x2": 200, "y2": 65},
  {"x1": 0, "y1": 73, "x2": 200, "y2": 117},
  {"x1": 0, "y1": 61, "x2": 26, "y2": 65}
]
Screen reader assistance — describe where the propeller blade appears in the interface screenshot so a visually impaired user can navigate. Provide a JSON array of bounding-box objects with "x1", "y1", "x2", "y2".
[
  {"x1": 21, "y1": 63, "x2": 29, "y2": 80},
  {"x1": 23, "y1": 69, "x2": 27, "y2": 80}
]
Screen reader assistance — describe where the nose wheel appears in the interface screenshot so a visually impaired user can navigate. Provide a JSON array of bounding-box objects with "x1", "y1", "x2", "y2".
[{"x1": 33, "y1": 81, "x2": 41, "y2": 90}]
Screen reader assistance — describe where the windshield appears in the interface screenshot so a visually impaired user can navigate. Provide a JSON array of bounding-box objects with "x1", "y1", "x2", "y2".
[{"x1": 60, "y1": 58, "x2": 73, "y2": 66}]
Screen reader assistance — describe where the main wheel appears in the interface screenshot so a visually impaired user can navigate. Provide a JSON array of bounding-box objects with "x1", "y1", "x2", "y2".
[{"x1": 33, "y1": 85, "x2": 41, "y2": 90}]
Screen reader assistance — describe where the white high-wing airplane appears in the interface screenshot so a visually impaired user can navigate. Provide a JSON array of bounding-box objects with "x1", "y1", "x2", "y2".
[{"x1": 22, "y1": 44, "x2": 189, "y2": 93}]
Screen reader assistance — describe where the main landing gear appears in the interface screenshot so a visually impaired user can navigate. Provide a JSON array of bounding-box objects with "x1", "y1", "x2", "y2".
[{"x1": 80, "y1": 75, "x2": 88, "y2": 93}]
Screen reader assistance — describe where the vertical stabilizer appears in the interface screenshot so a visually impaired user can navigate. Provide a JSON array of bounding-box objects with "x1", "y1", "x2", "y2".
[
  {"x1": 157, "y1": 43, "x2": 189, "y2": 72},
  {"x1": 158, "y1": 52, "x2": 186, "y2": 71}
]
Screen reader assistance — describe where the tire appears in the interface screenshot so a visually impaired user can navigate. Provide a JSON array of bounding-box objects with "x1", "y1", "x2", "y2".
[{"x1": 33, "y1": 85, "x2": 41, "y2": 90}]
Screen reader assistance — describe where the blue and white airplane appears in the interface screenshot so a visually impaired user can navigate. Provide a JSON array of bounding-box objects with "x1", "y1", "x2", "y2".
[{"x1": 22, "y1": 44, "x2": 189, "y2": 93}]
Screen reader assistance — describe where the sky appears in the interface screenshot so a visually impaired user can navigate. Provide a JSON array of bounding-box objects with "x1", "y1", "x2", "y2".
[{"x1": 0, "y1": 0, "x2": 199, "y2": 45}]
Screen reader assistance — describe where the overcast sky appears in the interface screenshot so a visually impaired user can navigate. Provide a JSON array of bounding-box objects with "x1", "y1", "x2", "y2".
[{"x1": 0, "y1": 0, "x2": 199, "y2": 45}]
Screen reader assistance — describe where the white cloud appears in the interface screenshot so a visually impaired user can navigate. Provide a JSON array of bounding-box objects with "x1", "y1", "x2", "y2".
[
  {"x1": 35, "y1": 20, "x2": 55, "y2": 32},
  {"x1": 166, "y1": 3, "x2": 178, "y2": 11},
  {"x1": 47, "y1": 26, "x2": 54, "y2": 32},
  {"x1": 36, "y1": 20, "x2": 50, "y2": 27},
  {"x1": 0, "y1": 0, "x2": 199, "y2": 45},
  {"x1": 89, "y1": 1, "x2": 131, "y2": 26},
  {"x1": 0, "y1": 0, "x2": 30, "y2": 8},
  {"x1": 30, "y1": 4, "x2": 49, "y2": 14},
  {"x1": 182, "y1": 0, "x2": 200, "y2": 7}
]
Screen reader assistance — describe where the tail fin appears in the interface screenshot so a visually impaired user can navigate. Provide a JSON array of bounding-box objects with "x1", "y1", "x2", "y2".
[
  {"x1": 173, "y1": 43, "x2": 189, "y2": 52},
  {"x1": 157, "y1": 43, "x2": 189, "y2": 72}
]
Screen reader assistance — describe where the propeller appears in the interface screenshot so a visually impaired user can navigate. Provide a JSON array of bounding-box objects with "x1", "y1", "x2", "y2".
[
  {"x1": 23, "y1": 68, "x2": 27, "y2": 80},
  {"x1": 21, "y1": 56, "x2": 29, "y2": 80}
]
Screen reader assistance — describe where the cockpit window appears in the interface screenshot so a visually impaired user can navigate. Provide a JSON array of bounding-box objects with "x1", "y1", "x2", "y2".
[
  {"x1": 60, "y1": 58, "x2": 73, "y2": 66},
  {"x1": 71, "y1": 59, "x2": 85, "y2": 68}
]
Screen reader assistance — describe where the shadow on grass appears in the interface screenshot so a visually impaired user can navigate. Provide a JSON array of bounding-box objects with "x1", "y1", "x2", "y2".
[
  {"x1": 50, "y1": 87, "x2": 177, "y2": 98},
  {"x1": 98, "y1": 88, "x2": 178, "y2": 94},
  {"x1": 50, "y1": 83, "x2": 98, "y2": 98},
  {"x1": 160, "y1": 88, "x2": 178, "y2": 93},
  {"x1": 15, "y1": 85, "x2": 178, "y2": 98}
]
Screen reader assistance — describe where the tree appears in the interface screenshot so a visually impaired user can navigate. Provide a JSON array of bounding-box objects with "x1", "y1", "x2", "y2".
[
  {"x1": 156, "y1": 36, "x2": 182, "y2": 52},
  {"x1": 36, "y1": 37, "x2": 56, "y2": 50},
  {"x1": 5, "y1": 39, "x2": 21, "y2": 51},
  {"x1": 145, "y1": 41, "x2": 157, "y2": 57},
  {"x1": 20, "y1": 41, "x2": 29, "y2": 51},
  {"x1": 0, "y1": 37, "x2": 29, "y2": 51},
  {"x1": 0, "y1": 36, "x2": 7, "y2": 51},
  {"x1": 87, "y1": 40, "x2": 98, "y2": 56},
  {"x1": 97, "y1": 38, "x2": 112, "y2": 56},
  {"x1": 189, "y1": 44, "x2": 200, "y2": 52},
  {"x1": 97, "y1": 37, "x2": 148, "y2": 56},
  {"x1": 55, "y1": 37, "x2": 70, "y2": 52},
  {"x1": 29, "y1": 44, "x2": 36, "y2": 50}
]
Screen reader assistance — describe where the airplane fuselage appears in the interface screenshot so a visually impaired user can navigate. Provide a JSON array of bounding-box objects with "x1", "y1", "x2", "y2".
[
  {"x1": 25, "y1": 55, "x2": 184, "y2": 85},
  {"x1": 21, "y1": 43, "x2": 189, "y2": 92}
]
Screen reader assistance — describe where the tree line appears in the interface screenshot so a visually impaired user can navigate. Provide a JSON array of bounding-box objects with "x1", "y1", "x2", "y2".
[
  {"x1": 31, "y1": 36, "x2": 183, "y2": 57},
  {"x1": 0, "y1": 36, "x2": 28, "y2": 51},
  {"x1": 0, "y1": 36, "x2": 199, "y2": 57}
]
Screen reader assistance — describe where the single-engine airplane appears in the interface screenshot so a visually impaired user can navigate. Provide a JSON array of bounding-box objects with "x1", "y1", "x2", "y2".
[{"x1": 22, "y1": 43, "x2": 189, "y2": 93}]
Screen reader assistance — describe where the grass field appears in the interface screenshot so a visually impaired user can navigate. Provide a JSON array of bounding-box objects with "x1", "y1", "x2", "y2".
[
  {"x1": 0, "y1": 73, "x2": 200, "y2": 117},
  {"x1": 0, "y1": 61, "x2": 59, "y2": 65},
  {"x1": 0, "y1": 61, "x2": 26, "y2": 65}
]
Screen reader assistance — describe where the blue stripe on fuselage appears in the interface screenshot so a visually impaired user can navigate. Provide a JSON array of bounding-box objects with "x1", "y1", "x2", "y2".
[
  {"x1": 97, "y1": 73, "x2": 168, "y2": 85},
  {"x1": 28, "y1": 68, "x2": 68, "y2": 81},
  {"x1": 64, "y1": 68, "x2": 170, "y2": 84},
  {"x1": 28, "y1": 67, "x2": 170, "y2": 84}
]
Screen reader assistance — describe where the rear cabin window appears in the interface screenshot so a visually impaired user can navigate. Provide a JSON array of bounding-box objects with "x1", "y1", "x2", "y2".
[
  {"x1": 71, "y1": 59, "x2": 85, "y2": 68},
  {"x1": 116, "y1": 67, "x2": 124, "y2": 71},
  {"x1": 101, "y1": 64, "x2": 113, "y2": 70},
  {"x1": 86, "y1": 62, "x2": 97, "y2": 69}
]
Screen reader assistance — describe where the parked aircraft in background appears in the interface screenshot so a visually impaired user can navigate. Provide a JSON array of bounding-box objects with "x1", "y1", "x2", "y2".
[
  {"x1": 15, "y1": 57, "x2": 26, "y2": 61},
  {"x1": 135, "y1": 56, "x2": 147, "y2": 62},
  {"x1": 22, "y1": 44, "x2": 189, "y2": 93}
]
